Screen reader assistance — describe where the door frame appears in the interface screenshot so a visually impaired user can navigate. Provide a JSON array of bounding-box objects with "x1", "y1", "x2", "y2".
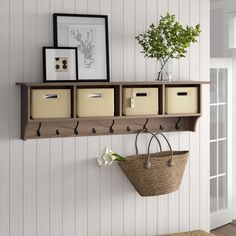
[{"x1": 210, "y1": 58, "x2": 233, "y2": 230}]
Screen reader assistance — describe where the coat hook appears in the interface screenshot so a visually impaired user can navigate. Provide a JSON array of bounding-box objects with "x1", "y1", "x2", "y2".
[
  {"x1": 74, "y1": 121, "x2": 79, "y2": 135},
  {"x1": 92, "y1": 128, "x2": 96, "y2": 134},
  {"x1": 175, "y1": 117, "x2": 181, "y2": 130},
  {"x1": 56, "y1": 129, "x2": 60, "y2": 135},
  {"x1": 110, "y1": 119, "x2": 115, "y2": 133},
  {"x1": 37, "y1": 123, "x2": 41, "y2": 137},
  {"x1": 143, "y1": 118, "x2": 149, "y2": 131},
  {"x1": 127, "y1": 126, "x2": 131, "y2": 132},
  {"x1": 160, "y1": 125, "x2": 164, "y2": 130}
]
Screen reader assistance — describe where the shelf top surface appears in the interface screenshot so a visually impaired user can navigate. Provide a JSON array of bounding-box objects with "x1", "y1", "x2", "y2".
[{"x1": 16, "y1": 80, "x2": 210, "y2": 87}]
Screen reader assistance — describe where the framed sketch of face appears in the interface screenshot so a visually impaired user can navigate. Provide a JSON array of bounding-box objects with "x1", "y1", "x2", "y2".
[{"x1": 53, "y1": 14, "x2": 110, "y2": 82}]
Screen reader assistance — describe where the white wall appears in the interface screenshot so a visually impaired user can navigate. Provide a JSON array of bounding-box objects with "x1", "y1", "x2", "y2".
[{"x1": 0, "y1": 0, "x2": 210, "y2": 235}]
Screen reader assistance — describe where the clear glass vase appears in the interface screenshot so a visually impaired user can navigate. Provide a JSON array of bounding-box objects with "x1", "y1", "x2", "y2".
[{"x1": 156, "y1": 60, "x2": 172, "y2": 81}]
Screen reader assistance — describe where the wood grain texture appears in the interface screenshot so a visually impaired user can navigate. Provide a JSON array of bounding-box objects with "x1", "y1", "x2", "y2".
[{"x1": 1, "y1": 0, "x2": 210, "y2": 236}]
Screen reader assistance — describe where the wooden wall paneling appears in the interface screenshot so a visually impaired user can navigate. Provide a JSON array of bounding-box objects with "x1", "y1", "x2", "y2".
[
  {"x1": 189, "y1": 125, "x2": 200, "y2": 230},
  {"x1": 178, "y1": 0, "x2": 191, "y2": 232},
  {"x1": 168, "y1": 0, "x2": 180, "y2": 234},
  {"x1": 179, "y1": 0, "x2": 190, "y2": 81},
  {"x1": 199, "y1": 0, "x2": 210, "y2": 231},
  {"x1": 111, "y1": 135, "x2": 124, "y2": 236},
  {"x1": 87, "y1": 136, "x2": 100, "y2": 236},
  {"x1": 157, "y1": 1, "x2": 169, "y2": 234},
  {"x1": 75, "y1": 137, "x2": 88, "y2": 236},
  {"x1": 23, "y1": 1, "x2": 38, "y2": 236},
  {"x1": 100, "y1": 0, "x2": 112, "y2": 85},
  {"x1": 88, "y1": 0, "x2": 99, "y2": 14},
  {"x1": 62, "y1": 0, "x2": 76, "y2": 13},
  {"x1": 99, "y1": 136, "x2": 112, "y2": 236},
  {"x1": 157, "y1": 132, "x2": 170, "y2": 235},
  {"x1": 111, "y1": 0, "x2": 124, "y2": 81},
  {"x1": 123, "y1": 134, "x2": 135, "y2": 236},
  {"x1": 36, "y1": 0, "x2": 50, "y2": 81},
  {"x1": 36, "y1": 2, "x2": 51, "y2": 236},
  {"x1": 123, "y1": 0, "x2": 135, "y2": 81},
  {"x1": 0, "y1": 0, "x2": 10, "y2": 235},
  {"x1": 179, "y1": 132, "x2": 190, "y2": 232},
  {"x1": 62, "y1": 138, "x2": 76, "y2": 236},
  {"x1": 169, "y1": 0, "x2": 180, "y2": 81},
  {"x1": 168, "y1": 132, "x2": 180, "y2": 233},
  {"x1": 190, "y1": 0, "x2": 200, "y2": 81},
  {"x1": 50, "y1": 138, "x2": 63, "y2": 236},
  {"x1": 146, "y1": 132, "x2": 158, "y2": 236},
  {"x1": 49, "y1": 0, "x2": 63, "y2": 44},
  {"x1": 189, "y1": 0, "x2": 201, "y2": 230},
  {"x1": 135, "y1": 0, "x2": 147, "y2": 82},
  {"x1": 146, "y1": 0, "x2": 158, "y2": 81},
  {"x1": 134, "y1": 132, "x2": 147, "y2": 236},
  {"x1": 9, "y1": 0, "x2": 24, "y2": 235},
  {"x1": 37, "y1": 139, "x2": 50, "y2": 236},
  {"x1": 75, "y1": 0, "x2": 88, "y2": 14},
  {"x1": 24, "y1": 140, "x2": 37, "y2": 236}
]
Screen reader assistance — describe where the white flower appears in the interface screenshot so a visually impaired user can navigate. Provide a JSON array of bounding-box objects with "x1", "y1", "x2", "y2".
[
  {"x1": 97, "y1": 146, "x2": 127, "y2": 167},
  {"x1": 102, "y1": 146, "x2": 114, "y2": 166}
]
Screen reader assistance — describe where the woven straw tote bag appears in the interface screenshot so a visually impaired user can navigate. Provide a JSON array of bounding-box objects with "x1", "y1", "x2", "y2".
[{"x1": 119, "y1": 130, "x2": 189, "y2": 196}]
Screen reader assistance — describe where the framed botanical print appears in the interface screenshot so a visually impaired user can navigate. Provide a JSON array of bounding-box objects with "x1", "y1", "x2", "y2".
[
  {"x1": 53, "y1": 13, "x2": 110, "y2": 82},
  {"x1": 43, "y1": 47, "x2": 78, "y2": 82}
]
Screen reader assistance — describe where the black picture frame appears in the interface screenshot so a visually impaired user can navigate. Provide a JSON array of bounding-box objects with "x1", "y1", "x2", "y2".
[
  {"x1": 53, "y1": 13, "x2": 110, "y2": 82},
  {"x1": 43, "y1": 47, "x2": 78, "y2": 82}
]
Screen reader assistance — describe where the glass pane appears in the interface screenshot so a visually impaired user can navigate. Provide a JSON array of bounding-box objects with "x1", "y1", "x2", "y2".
[
  {"x1": 210, "y1": 106, "x2": 217, "y2": 140},
  {"x1": 210, "y1": 142, "x2": 217, "y2": 176},
  {"x1": 218, "y1": 105, "x2": 227, "y2": 138},
  {"x1": 210, "y1": 69, "x2": 218, "y2": 104},
  {"x1": 218, "y1": 140, "x2": 227, "y2": 174},
  {"x1": 218, "y1": 69, "x2": 227, "y2": 103},
  {"x1": 210, "y1": 178, "x2": 217, "y2": 212},
  {"x1": 219, "y1": 176, "x2": 227, "y2": 210}
]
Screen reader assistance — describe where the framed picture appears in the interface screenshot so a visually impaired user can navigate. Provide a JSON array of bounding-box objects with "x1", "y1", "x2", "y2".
[
  {"x1": 53, "y1": 13, "x2": 110, "y2": 82},
  {"x1": 43, "y1": 47, "x2": 78, "y2": 82}
]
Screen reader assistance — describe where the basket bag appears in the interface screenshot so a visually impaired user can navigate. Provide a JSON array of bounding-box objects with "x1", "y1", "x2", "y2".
[{"x1": 119, "y1": 130, "x2": 189, "y2": 196}]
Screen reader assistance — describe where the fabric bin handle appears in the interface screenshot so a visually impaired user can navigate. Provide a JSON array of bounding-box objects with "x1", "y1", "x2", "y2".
[{"x1": 44, "y1": 94, "x2": 60, "y2": 99}]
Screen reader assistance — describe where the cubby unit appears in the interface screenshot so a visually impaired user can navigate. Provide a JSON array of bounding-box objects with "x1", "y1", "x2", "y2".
[{"x1": 17, "y1": 81, "x2": 209, "y2": 140}]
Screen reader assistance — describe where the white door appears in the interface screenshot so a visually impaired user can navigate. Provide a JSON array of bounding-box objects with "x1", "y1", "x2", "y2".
[{"x1": 210, "y1": 58, "x2": 232, "y2": 230}]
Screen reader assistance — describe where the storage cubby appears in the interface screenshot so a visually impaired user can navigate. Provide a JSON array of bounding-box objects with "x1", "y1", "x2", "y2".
[{"x1": 17, "y1": 81, "x2": 209, "y2": 140}]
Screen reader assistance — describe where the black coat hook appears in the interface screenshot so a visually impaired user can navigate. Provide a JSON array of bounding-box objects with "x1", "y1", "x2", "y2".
[
  {"x1": 160, "y1": 125, "x2": 164, "y2": 130},
  {"x1": 175, "y1": 117, "x2": 181, "y2": 130},
  {"x1": 74, "y1": 121, "x2": 79, "y2": 135},
  {"x1": 92, "y1": 128, "x2": 96, "y2": 134},
  {"x1": 110, "y1": 119, "x2": 115, "y2": 133},
  {"x1": 56, "y1": 129, "x2": 60, "y2": 135},
  {"x1": 37, "y1": 123, "x2": 41, "y2": 137},
  {"x1": 127, "y1": 126, "x2": 131, "y2": 132},
  {"x1": 143, "y1": 118, "x2": 149, "y2": 131}
]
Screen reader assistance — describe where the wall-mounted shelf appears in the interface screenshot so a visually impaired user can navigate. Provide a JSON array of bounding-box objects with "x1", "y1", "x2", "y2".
[{"x1": 17, "y1": 81, "x2": 209, "y2": 140}]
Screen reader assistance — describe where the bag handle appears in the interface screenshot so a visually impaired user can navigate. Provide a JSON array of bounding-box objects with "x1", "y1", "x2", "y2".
[
  {"x1": 145, "y1": 133, "x2": 174, "y2": 169},
  {"x1": 135, "y1": 129, "x2": 162, "y2": 155}
]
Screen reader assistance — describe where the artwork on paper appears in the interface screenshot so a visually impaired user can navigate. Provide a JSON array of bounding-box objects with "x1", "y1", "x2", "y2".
[{"x1": 68, "y1": 26, "x2": 97, "y2": 70}]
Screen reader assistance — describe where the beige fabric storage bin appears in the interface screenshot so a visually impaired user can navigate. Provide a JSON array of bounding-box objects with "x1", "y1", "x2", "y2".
[
  {"x1": 31, "y1": 89, "x2": 71, "y2": 119},
  {"x1": 123, "y1": 87, "x2": 159, "y2": 116},
  {"x1": 77, "y1": 88, "x2": 114, "y2": 117},
  {"x1": 165, "y1": 87, "x2": 198, "y2": 114}
]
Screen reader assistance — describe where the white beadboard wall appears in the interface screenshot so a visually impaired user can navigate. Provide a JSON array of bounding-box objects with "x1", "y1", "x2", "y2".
[{"x1": 0, "y1": 0, "x2": 210, "y2": 236}]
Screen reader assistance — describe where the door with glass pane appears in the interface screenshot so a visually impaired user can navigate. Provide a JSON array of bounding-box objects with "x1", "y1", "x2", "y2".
[{"x1": 210, "y1": 58, "x2": 232, "y2": 230}]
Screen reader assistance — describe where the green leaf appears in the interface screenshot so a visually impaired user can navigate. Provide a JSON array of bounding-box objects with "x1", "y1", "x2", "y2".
[{"x1": 112, "y1": 153, "x2": 127, "y2": 162}]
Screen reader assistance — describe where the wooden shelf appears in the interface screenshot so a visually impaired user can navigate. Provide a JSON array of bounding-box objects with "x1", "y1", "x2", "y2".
[{"x1": 17, "y1": 81, "x2": 209, "y2": 140}]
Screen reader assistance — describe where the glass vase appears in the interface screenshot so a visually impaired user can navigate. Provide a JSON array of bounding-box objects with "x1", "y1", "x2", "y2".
[{"x1": 156, "y1": 60, "x2": 172, "y2": 81}]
